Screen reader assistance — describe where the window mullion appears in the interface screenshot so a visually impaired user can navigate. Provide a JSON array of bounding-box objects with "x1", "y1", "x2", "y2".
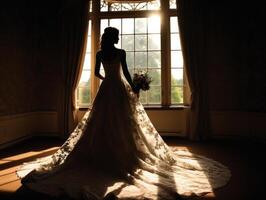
[
  {"x1": 160, "y1": 0, "x2": 170, "y2": 106},
  {"x1": 99, "y1": 10, "x2": 160, "y2": 19}
]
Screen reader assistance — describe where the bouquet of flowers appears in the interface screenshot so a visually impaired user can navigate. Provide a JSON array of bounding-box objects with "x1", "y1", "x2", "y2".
[{"x1": 132, "y1": 70, "x2": 152, "y2": 93}]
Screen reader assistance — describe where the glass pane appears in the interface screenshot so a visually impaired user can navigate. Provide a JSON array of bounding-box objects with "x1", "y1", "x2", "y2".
[
  {"x1": 135, "y1": 35, "x2": 147, "y2": 51},
  {"x1": 103, "y1": 0, "x2": 160, "y2": 12},
  {"x1": 171, "y1": 69, "x2": 183, "y2": 86},
  {"x1": 128, "y1": 68, "x2": 134, "y2": 76},
  {"x1": 148, "y1": 86, "x2": 161, "y2": 104},
  {"x1": 135, "y1": 52, "x2": 147, "y2": 68},
  {"x1": 86, "y1": 36, "x2": 91, "y2": 53},
  {"x1": 121, "y1": 3, "x2": 148, "y2": 11},
  {"x1": 148, "y1": 1, "x2": 160, "y2": 10},
  {"x1": 88, "y1": 21, "x2": 92, "y2": 36},
  {"x1": 171, "y1": 87, "x2": 183, "y2": 104},
  {"x1": 83, "y1": 53, "x2": 91, "y2": 70},
  {"x1": 101, "y1": 19, "x2": 109, "y2": 34},
  {"x1": 148, "y1": 15, "x2": 160, "y2": 33},
  {"x1": 148, "y1": 51, "x2": 161, "y2": 68},
  {"x1": 99, "y1": 68, "x2": 105, "y2": 85},
  {"x1": 135, "y1": 18, "x2": 147, "y2": 34},
  {"x1": 148, "y1": 34, "x2": 161, "y2": 50},
  {"x1": 126, "y1": 51, "x2": 134, "y2": 69},
  {"x1": 171, "y1": 33, "x2": 181, "y2": 50},
  {"x1": 110, "y1": 19, "x2": 121, "y2": 31},
  {"x1": 100, "y1": 68, "x2": 105, "y2": 77},
  {"x1": 169, "y1": 0, "x2": 177, "y2": 9},
  {"x1": 115, "y1": 35, "x2": 122, "y2": 48},
  {"x1": 170, "y1": 17, "x2": 179, "y2": 33},
  {"x1": 79, "y1": 70, "x2": 90, "y2": 83},
  {"x1": 121, "y1": 3, "x2": 133, "y2": 11},
  {"x1": 148, "y1": 69, "x2": 161, "y2": 86},
  {"x1": 100, "y1": 0, "x2": 108, "y2": 12},
  {"x1": 110, "y1": 3, "x2": 122, "y2": 11},
  {"x1": 137, "y1": 3, "x2": 148, "y2": 10},
  {"x1": 122, "y1": 18, "x2": 134, "y2": 34},
  {"x1": 89, "y1": 1, "x2": 92, "y2": 12},
  {"x1": 77, "y1": 86, "x2": 91, "y2": 105},
  {"x1": 122, "y1": 35, "x2": 134, "y2": 51},
  {"x1": 171, "y1": 50, "x2": 183, "y2": 68}
]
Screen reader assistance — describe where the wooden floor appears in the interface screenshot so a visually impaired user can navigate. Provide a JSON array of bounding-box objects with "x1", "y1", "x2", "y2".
[{"x1": 0, "y1": 136, "x2": 264, "y2": 200}]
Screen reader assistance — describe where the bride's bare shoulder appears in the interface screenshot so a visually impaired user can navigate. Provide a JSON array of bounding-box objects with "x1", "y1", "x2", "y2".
[
  {"x1": 116, "y1": 49, "x2": 126, "y2": 57},
  {"x1": 117, "y1": 48, "x2": 125, "y2": 53}
]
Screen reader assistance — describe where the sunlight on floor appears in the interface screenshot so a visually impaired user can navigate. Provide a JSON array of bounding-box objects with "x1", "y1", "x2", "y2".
[
  {"x1": 171, "y1": 146, "x2": 215, "y2": 198},
  {"x1": 0, "y1": 147, "x2": 58, "y2": 165},
  {"x1": 0, "y1": 146, "x2": 59, "y2": 192},
  {"x1": 0, "y1": 166, "x2": 21, "y2": 192},
  {"x1": 0, "y1": 144, "x2": 218, "y2": 198}
]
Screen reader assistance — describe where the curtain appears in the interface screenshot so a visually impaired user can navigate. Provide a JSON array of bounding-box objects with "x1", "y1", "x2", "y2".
[
  {"x1": 176, "y1": 0, "x2": 209, "y2": 140},
  {"x1": 59, "y1": 0, "x2": 90, "y2": 138}
]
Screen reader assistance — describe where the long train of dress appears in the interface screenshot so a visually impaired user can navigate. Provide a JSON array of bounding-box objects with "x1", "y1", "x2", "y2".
[{"x1": 16, "y1": 59, "x2": 231, "y2": 200}]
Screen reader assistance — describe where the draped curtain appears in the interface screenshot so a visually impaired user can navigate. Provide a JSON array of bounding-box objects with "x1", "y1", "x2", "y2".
[
  {"x1": 59, "y1": 0, "x2": 90, "y2": 138},
  {"x1": 176, "y1": 0, "x2": 209, "y2": 140}
]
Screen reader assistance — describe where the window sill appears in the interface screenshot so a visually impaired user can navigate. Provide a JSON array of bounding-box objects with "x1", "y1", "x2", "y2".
[
  {"x1": 78, "y1": 105, "x2": 190, "y2": 111},
  {"x1": 144, "y1": 105, "x2": 189, "y2": 110}
]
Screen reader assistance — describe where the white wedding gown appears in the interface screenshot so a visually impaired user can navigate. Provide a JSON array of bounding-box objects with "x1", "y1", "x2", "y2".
[{"x1": 16, "y1": 54, "x2": 231, "y2": 200}]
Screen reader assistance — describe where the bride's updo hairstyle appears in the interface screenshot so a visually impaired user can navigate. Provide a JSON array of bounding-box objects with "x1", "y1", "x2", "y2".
[{"x1": 100, "y1": 27, "x2": 119, "y2": 51}]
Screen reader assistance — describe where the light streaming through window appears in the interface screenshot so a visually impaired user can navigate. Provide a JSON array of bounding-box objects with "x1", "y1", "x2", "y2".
[
  {"x1": 100, "y1": 16, "x2": 162, "y2": 105},
  {"x1": 77, "y1": 1, "x2": 184, "y2": 107},
  {"x1": 170, "y1": 16, "x2": 183, "y2": 104},
  {"x1": 100, "y1": 0, "x2": 160, "y2": 12},
  {"x1": 76, "y1": 21, "x2": 92, "y2": 107}
]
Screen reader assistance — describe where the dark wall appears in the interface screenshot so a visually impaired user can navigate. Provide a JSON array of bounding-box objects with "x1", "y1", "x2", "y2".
[
  {"x1": 29, "y1": 1, "x2": 62, "y2": 111},
  {"x1": 0, "y1": 1, "x2": 35, "y2": 115},
  {"x1": 204, "y1": 2, "x2": 266, "y2": 112},
  {"x1": 0, "y1": 1, "x2": 62, "y2": 116},
  {"x1": 0, "y1": 1, "x2": 265, "y2": 117}
]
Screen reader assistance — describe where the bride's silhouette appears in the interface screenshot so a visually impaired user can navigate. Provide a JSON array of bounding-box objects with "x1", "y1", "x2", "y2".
[{"x1": 17, "y1": 27, "x2": 231, "y2": 200}]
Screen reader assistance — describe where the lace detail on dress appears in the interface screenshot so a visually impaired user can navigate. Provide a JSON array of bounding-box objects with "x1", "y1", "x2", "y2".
[
  {"x1": 16, "y1": 61, "x2": 231, "y2": 200},
  {"x1": 16, "y1": 111, "x2": 91, "y2": 178}
]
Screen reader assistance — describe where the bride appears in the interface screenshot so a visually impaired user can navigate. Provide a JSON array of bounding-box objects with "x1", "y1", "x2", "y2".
[{"x1": 17, "y1": 27, "x2": 231, "y2": 200}]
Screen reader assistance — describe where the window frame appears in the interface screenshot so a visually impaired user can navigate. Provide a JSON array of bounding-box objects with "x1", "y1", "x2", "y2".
[{"x1": 77, "y1": 0, "x2": 188, "y2": 109}]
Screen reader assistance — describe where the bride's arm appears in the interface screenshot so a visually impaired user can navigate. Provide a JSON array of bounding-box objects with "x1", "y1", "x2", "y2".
[
  {"x1": 121, "y1": 50, "x2": 138, "y2": 93},
  {"x1": 94, "y1": 52, "x2": 105, "y2": 80}
]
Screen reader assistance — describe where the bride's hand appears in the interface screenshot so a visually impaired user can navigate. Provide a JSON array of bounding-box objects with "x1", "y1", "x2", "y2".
[
  {"x1": 131, "y1": 86, "x2": 140, "y2": 98},
  {"x1": 131, "y1": 85, "x2": 139, "y2": 94}
]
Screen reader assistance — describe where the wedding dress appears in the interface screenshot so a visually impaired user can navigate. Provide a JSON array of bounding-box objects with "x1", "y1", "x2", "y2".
[{"x1": 16, "y1": 52, "x2": 231, "y2": 200}]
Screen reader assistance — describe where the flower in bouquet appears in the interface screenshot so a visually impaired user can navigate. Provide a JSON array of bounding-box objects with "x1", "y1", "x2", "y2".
[{"x1": 132, "y1": 70, "x2": 152, "y2": 93}]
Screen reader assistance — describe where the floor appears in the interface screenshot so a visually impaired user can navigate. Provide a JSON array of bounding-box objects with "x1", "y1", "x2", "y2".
[{"x1": 0, "y1": 136, "x2": 264, "y2": 200}]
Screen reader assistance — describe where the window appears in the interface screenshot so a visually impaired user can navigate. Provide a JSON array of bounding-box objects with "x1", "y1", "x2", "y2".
[
  {"x1": 169, "y1": 0, "x2": 177, "y2": 9},
  {"x1": 77, "y1": 21, "x2": 92, "y2": 107},
  {"x1": 101, "y1": 16, "x2": 161, "y2": 104},
  {"x1": 100, "y1": 0, "x2": 160, "y2": 11},
  {"x1": 77, "y1": 0, "x2": 185, "y2": 108},
  {"x1": 170, "y1": 16, "x2": 183, "y2": 104}
]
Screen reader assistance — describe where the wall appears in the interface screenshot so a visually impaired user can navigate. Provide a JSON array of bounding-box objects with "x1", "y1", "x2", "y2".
[
  {"x1": 0, "y1": 1, "x2": 37, "y2": 115},
  {"x1": 204, "y1": 3, "x2": 266, "y2": 140},
  {"x1": 210, "y1": 111, "x2": 266, "y2": 141},
  {"x1": 0, "y1": 112, "x2": 58, "y2": 149},
  {"x1": 0, "y1": 1, "x2": 62, "y2": 147},
  {"x1": 0, "y1": 1, "x2": 266, "y2": 147}
]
